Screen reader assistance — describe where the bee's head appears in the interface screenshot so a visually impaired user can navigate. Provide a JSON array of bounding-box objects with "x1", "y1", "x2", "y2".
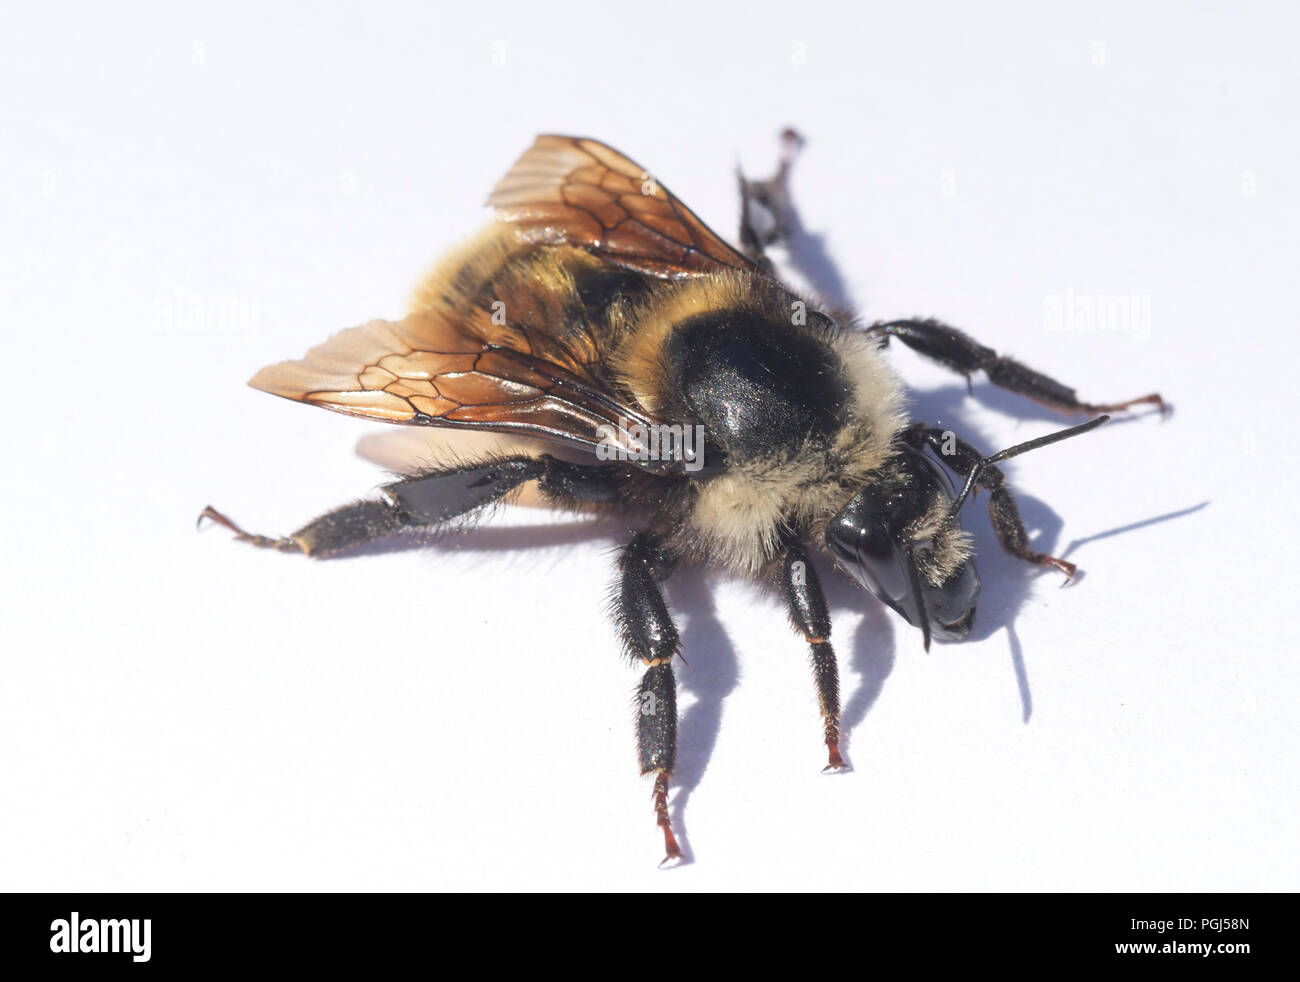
[
  {"x1": 826, "y1": 444, "x2": 979, "y2": 648},
  {"x1": 826, "y1": 416, "x2": 1110, "y2": 650}
]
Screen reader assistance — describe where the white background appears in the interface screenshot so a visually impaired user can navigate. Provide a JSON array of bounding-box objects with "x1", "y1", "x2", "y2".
[{"x1": 3, "y1": 1, "x2": 1297, "y2": 891}]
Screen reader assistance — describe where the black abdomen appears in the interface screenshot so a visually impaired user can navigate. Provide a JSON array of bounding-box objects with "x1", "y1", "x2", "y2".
[{"x1": 667, "y1": 313, "x2": 849, "y2": 460}]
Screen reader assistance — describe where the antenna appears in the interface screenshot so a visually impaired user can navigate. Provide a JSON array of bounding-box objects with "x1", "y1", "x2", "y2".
[{"x1": 947, "y1": 415, "x2": 1111, "y2": 520}]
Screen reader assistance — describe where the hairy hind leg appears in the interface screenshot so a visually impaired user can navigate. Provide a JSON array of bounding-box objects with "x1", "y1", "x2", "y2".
[
  {"x1": 737, "y1": 128, "x2": 804, "y2": 272},
  {"x1": 199, "y1": 455, "x2": 622, "y2": 558}
]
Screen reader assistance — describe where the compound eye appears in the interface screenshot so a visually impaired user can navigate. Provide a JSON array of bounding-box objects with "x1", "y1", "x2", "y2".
[
  {"x1": 826, "y1": 508, "x2": 911, "y2": 613},
  {"x1": 857, "y1": 541, "x2": 909, "y2": 607}
]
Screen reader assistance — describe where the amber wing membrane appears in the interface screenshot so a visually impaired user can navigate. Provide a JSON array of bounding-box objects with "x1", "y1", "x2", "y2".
[
  {"x1": 250, "y1": 135, "x2": 748, "y2": 468},
  {"x1": 488, "y1": 134, "x2": 757, "y2": 277},
  {"x1": 249, "y1": 311, "x2": 672, "y2": 466}
]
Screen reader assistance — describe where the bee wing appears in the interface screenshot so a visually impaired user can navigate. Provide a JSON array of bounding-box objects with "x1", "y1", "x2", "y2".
[
  {"x1": 355, "y1": 429, "x2": 563, "y2": 507},
  {"x1": 250, "y1": 136, "x2": 743, "y2": 466},
  {"x1": 353, "y1": 429, "x2": 600, "y2": 508},
  {"x1": 488, "y1": 134, "x2": 759, "y2": 278},
  {"x1": 355, "y1": 428, "x2": 551, "y2": 476},
  {"x1": 249, "y1": 310, "x2": 675, "y2": 468}
]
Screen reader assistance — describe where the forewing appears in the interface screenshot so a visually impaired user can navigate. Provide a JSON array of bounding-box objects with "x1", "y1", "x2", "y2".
[
  {"x1": 249, "y1": 311, "x2": 674, "y2": 468},
  {"x1": 249, "y1": 135, "x2": 743, "y2": 468},
  {"x1": 488, "y1": 134, "x2": 758, "y2": 278}
]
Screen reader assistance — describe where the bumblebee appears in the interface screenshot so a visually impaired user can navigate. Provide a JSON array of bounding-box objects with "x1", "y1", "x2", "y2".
[{"x1": 202, "y1": 133, "x2": 1163, "y2": 865}]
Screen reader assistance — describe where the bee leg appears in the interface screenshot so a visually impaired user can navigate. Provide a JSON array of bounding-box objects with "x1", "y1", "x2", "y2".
[
  {"x1": 738, "y1": 128, "x2": 805, "y2": 271},
  {"x1": 868, "y1": 318, "x2": 1165, "y2": 415},
  {"x1": 906, "y1": 426, "x2": 1077, "y2": 581},
  {"x1": 777, "y1": 536, "x2": 847, "y2": 771},
  {"x1": 616, "y1": 533, "x2": 684, "y2": 866},
  {"x1": 200, "y1": 456, "x2": 622, "y2": 558},
  {"x1": 197, "y1": 506, "x2": 305, "y2": 552}
]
